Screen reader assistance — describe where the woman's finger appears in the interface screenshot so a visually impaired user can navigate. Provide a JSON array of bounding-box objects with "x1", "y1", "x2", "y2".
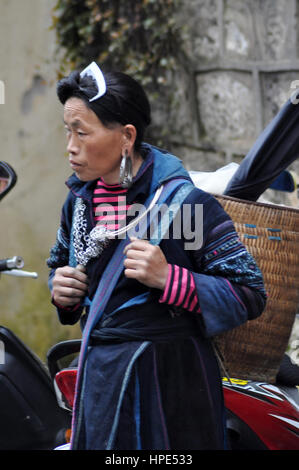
[{"x1": 123, "y1": 238, "x2": 150, "y2": 255}]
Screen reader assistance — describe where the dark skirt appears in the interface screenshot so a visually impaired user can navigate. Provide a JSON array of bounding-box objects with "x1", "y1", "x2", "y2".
[{"x1": 76, "y1": 336, "x2": 227, "y2": 450}]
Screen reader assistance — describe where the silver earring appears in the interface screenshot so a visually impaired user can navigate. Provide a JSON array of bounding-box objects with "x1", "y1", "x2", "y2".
[{"x1": 119, "y1": 150, "x2": 133, "y2": 188}]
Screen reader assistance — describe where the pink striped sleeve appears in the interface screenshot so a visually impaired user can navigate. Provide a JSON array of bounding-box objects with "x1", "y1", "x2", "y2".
[{"x1": 159, "y1": 264, "x2": 201, "y2": 314}]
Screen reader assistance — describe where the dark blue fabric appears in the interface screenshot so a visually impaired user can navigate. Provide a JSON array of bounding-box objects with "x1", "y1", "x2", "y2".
[
  {"x1": 224, "y1": 96, "x2": 299, "y2": 201},
  {"x1": 70, "y1": 178, "x2": 195, "y2": 449},
  {"x1": 47, "y1": 144, "x2": 266, "y2": 450},
  {"x1": 269, "y1": 170, "x2": 296, "y2": 192},
  {"x1": 82, "y1": 341, "x2": 151, "y2": 450},
  {"x1": 81, "y1": 337, "x2": 226, "y2": 450}
]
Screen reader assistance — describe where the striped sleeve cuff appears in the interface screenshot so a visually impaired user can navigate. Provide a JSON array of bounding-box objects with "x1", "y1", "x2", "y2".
[
  {"x1": 51, "y1": 296, "x2": 82, "y2": 312},
  {"x1": 159, "y1": 264, "x2": 201, "y2": 313}
]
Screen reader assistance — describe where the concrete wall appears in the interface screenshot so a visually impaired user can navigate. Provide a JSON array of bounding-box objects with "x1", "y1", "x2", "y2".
[
  {"x1": 170, "y1": 0, "x2": 299, "y2": 182},
  {"x1": 0, "y1": 0, "x2": 79, "y2": 357},
  {"x1": 0, "y1": 0, "x2": 298, "y2": 359}
]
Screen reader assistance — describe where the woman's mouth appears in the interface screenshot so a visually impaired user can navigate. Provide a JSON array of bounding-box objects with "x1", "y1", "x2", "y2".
[{"x1": 69, "y1": 160, "x2": 82, "y2": 170}]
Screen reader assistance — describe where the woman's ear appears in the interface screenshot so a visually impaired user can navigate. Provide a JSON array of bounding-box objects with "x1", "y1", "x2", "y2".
[{"x1": 122, "y1": 124, "x2": 137, "y2": 154}]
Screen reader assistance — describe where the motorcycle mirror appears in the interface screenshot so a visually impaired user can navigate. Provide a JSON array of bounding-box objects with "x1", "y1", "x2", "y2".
[{"x1": 0, "y1": 162, "x2": 17, "y2": 201}]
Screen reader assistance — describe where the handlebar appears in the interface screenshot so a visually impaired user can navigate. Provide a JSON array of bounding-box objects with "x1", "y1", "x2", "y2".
[
  {"x1": 0, "y1": 256, "x2": 38, "y2": 279},
  {"x1": 2, "y1": 269, "x2": 38, "y2": 279},
  {"x1": 0, "y1": 256, "x2": 24, "y2": 271}
]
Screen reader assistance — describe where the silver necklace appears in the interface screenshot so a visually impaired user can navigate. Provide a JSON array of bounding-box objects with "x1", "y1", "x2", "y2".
[{"x1": 72, "y1": 185, "x2": 164, "y2": 267}]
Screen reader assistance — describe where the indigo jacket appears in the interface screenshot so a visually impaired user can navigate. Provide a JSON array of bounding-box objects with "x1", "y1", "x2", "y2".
[{"x1": 47, "y1": 144, "x2": 266, "y2": 450}]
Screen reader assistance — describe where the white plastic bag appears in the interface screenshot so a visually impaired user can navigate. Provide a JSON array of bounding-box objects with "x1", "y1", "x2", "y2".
[{"x1": 189, "y1": 162, "x2": 239, "y2": 195}]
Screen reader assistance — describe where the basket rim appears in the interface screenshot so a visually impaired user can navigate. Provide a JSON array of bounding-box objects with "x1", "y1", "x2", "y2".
[{"x1": 215, "y1": 194, "x2": 299, "y2": 214}]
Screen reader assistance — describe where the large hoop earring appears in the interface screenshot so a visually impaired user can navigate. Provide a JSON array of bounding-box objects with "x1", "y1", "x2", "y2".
[{"x1": 119, "y1": 150, "x2": 133, "y2": 188}]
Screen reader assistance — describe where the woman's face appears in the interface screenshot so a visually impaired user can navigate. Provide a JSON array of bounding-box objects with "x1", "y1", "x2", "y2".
[{"x1": 63, "y1": 97, "x2": 125, "y2": 183}]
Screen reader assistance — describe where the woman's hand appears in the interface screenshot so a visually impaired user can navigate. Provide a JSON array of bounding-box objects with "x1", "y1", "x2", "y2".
[
  {"x1": 52, "y1": 265, "x2": 89, "y2": 308},
  {"x1": 123, "y1": 237, "x2": 169, "y2": 290}
]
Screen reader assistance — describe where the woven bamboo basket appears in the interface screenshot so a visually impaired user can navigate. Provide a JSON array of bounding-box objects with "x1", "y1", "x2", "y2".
[{"x1": 214, "y1": 195, "x2": 299, "y2": 383}]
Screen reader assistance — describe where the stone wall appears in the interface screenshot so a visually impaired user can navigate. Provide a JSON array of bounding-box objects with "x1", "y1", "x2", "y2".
[
  {"x1": 168, "y1": 0, "x2": 299, "y2": 184},
  {"x1": 0, "y1": 0, "x2": 298, "y2": 359}
]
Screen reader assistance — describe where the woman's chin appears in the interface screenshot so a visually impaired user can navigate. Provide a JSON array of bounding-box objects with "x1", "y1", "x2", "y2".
[{"x1": 73, "y1": 170, "x2": 94, "y2": 182}]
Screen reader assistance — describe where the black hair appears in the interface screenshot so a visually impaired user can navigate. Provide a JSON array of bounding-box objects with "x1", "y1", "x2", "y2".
[{"x1": 57, "y1": 66, "x2": 151, "y2": 151}]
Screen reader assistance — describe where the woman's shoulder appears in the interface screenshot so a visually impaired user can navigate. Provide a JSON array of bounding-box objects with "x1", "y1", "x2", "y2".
[
  {"x1": 180, "y1": 184, "x2": 234, "y2": 233},
  {"x1": 182, "y1": 183, "x2": 225, "y2": 209}
]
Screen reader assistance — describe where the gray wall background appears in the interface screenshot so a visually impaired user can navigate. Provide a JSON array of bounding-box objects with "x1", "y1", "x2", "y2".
[
  {"x1": 169, "y1": 1, "x2": 299, "y2": 174},
  {"x1": 0, "y1": 0, "x2": 298, "y2": 359}
]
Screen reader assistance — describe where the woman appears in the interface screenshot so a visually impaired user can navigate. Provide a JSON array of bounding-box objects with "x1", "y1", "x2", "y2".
[{"x1": 47, "y1": 62, "x2": 266, "y2": 450}]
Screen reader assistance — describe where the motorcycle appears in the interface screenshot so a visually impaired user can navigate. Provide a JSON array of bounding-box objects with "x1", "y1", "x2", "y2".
[
  {"x1": 223, "y1": 364, "x2": 299, "y2": 450},
  {"x1": 0, "y1": 161, "x2": 71, "y2": 450}
]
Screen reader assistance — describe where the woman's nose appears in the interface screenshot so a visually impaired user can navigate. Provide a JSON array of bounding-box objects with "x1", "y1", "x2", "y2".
[{"x1": 67, "y1": 133, "x2": 79, "y2": 155}]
